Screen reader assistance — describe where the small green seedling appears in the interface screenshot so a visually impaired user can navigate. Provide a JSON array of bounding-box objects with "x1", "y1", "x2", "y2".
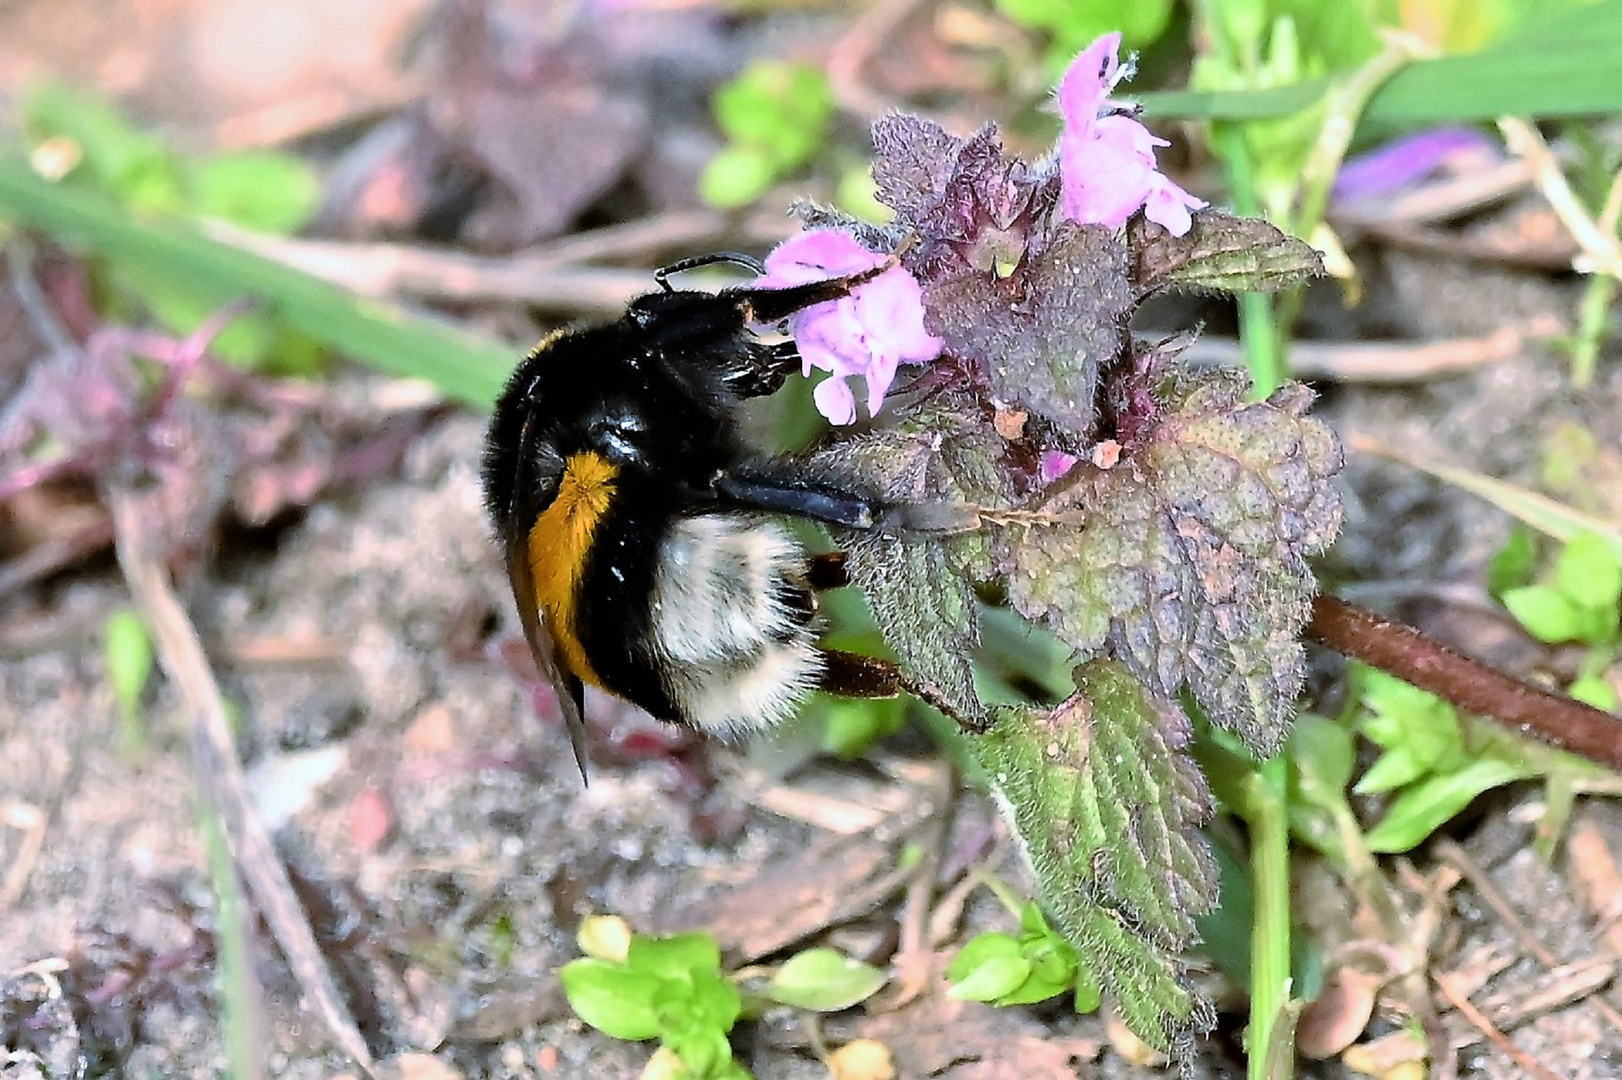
[
  {"x1": 1351, "y1": 666, "x2": 1538, "y2": 853},
  {"x1": 700, "y1": 62, "x2": 835, "y2": 210},
  {"x1": 104, "y1": 607, "x2": 155, "y2": 755},
  {"x1": 1496, "y1": 529, "x2": 1621, "y2": 711},
  {"x1": 559, "y1": 916, "x2": 886, "y2": 1079},
  {"x1": 1344, "y1": 664, "x2": 1622, "y2": 856},
  {"x1": 946, "y1": 901, "x2": 1101, "y2": 1013}
]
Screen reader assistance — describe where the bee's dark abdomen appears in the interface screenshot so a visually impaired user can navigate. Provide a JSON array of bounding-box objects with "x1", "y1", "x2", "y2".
[{"x1": 571, "y1": 487, "x2": 686, "y2": 723}]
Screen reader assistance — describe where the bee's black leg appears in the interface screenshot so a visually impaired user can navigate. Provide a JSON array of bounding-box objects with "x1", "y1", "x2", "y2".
[
  {"x1": 716, "y1": 471, "x2": 983, "y2": 535},
  {"x1": 819, "y1": 648, "x2": 984, "y2": 732},
  {"x1": 807, "y1": 551, "x2": 848, "y2": 590},
  {"x1": 715, "y1": 473, "x2": 879, "y2": 529},
  {"x1": 819, "y1": 649, "x2": 901, "y2": 697}
]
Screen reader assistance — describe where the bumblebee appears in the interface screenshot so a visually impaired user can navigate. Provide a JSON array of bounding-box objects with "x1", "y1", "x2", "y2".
[{"x1": 482, "y1": 254, "x2": 913, "y2": 778}]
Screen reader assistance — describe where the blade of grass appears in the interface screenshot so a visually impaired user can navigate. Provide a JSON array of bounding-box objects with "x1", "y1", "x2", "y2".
[
  {"x1": 1350, "y1": 435, "x2": 1622, "y2": 559},
  {"x1": 0, "y1": 158, "x2": 514, "y2": 408},
  {"x1": 1139, "y1": 4, "x2": 1622, "y2": 124}
]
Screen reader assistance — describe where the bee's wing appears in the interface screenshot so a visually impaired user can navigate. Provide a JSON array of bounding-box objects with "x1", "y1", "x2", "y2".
[{"x1": 505, "y1": 411, "x2": 591, "y2": 783}]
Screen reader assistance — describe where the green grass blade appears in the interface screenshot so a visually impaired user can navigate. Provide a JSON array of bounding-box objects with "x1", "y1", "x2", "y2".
[
  {"x1": 0, "y1": 157, "x2": 515, "y2": 408},
  {"x1": 1139, "y1": 3, "x2": 1622, "y2": 124},
  {"x1": 1354, "y1": 438, "x2": 1622, "y2": 561}
]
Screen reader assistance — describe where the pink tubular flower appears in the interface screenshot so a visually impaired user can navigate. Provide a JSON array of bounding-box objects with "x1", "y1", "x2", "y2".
[
  {"x1": 1057, "y1": 33, "x2": 1204, "y2": 236},
  {"x1": 754, "y1": 229, "x2": 943, "y2": 425}
]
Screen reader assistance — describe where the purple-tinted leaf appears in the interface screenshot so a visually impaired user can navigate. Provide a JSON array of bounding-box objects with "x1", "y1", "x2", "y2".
[
  {"x1": 1004, "y1": 371, "x2": 1342, "y2": 757},
  {"x1": 924, "y1": 223, "x2": 1132, "y2": 438}
]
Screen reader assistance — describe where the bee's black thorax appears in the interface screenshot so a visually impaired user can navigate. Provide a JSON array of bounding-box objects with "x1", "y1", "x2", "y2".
[{"x1": 481, "y1": 285, "x2": 826, "y2": 730}]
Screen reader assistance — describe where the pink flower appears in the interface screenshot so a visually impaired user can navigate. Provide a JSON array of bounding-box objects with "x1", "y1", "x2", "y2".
[
  {"x1": 755, "y1": 230, "x2": 943, "y2": 425},
  {"x1": 1057, "y1": 34, "x2": 1204, "y2": 236}
]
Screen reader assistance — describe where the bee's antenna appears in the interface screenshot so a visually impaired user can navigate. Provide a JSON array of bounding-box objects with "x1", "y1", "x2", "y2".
[{"x1": 654, "y1": 251, "x2": 769, "y2": 292}]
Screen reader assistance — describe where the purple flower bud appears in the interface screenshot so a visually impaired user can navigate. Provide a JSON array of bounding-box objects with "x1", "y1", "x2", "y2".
[
  {"x1": 1039, "y1": 449, "x2": 1080, "y2": 485},
  {"x1": 1057, "y1": 34, "x2": 1204, "y2": 236},
  {"x1": 756, "y1": 229, "x2": 944, "y2": 425}
]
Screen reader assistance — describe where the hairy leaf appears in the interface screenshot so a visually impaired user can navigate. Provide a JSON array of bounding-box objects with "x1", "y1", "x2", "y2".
[
  {"x1": 809, "y1": 401, "x2": 1004, "y2": 727},
  {"x1": 925, "y1": 224, "x2": 1133, "y2": 438},
  {"x1": 972, "y1": 660, "x2": 1216, "y2": 1052},
  {"x1": 871, "y1": 115, "x2": 1051, "y2": 250},
  {"x1": 1128, "y1": 212, "x2": 1324, "y2": 296},
  {"x1": 1005, "y1": 371, "x2": 1342, "y2": 757}
]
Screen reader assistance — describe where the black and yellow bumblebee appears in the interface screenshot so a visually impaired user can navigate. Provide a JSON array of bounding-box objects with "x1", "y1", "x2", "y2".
[{"x1": 481, "y1": 253, "x2": 925, "y2": 778}]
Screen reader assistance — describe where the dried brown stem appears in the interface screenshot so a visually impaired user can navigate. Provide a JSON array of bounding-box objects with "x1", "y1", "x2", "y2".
[
  {"x1": 1433, "y1": 971, "x2": 1568, "y2": 1080},
  {"x1": 1307, "y1": 594, "x2": 1622, "y2": 774},
  {"x1": 108, "y1": 484, "x2": 377, "y2": 1076}
]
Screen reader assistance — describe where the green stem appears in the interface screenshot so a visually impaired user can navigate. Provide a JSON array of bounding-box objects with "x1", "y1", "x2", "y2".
[
  {"x1": 201, "y1": 808, "x2": 266, "y2": 1080},
  {"x1": 1570, "y1": 271, "x2": 1617, "y2": 389},
  {"x1": 1215, "y1": 126, "x2": 1285, "y2": 397},
  {"x1": 1244, "y1": 756, "x2": 1293, "y2": 1080}
]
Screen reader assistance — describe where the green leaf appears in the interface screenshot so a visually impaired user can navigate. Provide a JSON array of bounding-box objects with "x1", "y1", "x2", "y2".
[
  {"x1": 971, "y1": 661, "x2": 1217, "y2": 1051},
  {"x1": 191, "y1": 150, "x2": 321, "y2": 235},
  {"x1": 104, "y1": 607, "x2": 154, "y2": 752},
  {"x1": 819, "y1": 696, "x2": 906, "y2": 759},
  {"x1": 1357, "y1": 667, "x2": 1445, "y2": 733},
  {"x1": 765, "y1": 949, "x2": 886, "y2": 1012},
  {"x1": 948, "y1": 951, "x2": 1031, "y2": 1003},
  {"x1": 1287, "y1": 714, "x2": 1354, "y2": 795},
  {"x1": 1128, "y1": 211, "x2": 1323, "y2": 295},
  {"x1": 810, "y1": 401, "x2": 1006, "y2": 730},
  {"x1": 628, "y1": 933, "x2": 723, "y2": 980},
  {"x1": 1139, "y1": 4, "x2": 1622, "y2": 124},
  {"x1": 558, "y1": 959, "x2": 664, "y2": 1041},
  {"x1": 1487, "y1": 526, "x2": 1539, "y2": 599},
  {"x1": 699, "y1": 145, "x2": 777, "y2": 209},
  {"x1": 1568, "y1": 674, "x2": 1619, "y2": 713},
  {"x1": 1364, "y1": 758, "x2": 1537, "y2": 853},
  {"x1": 1072, "y1": 964, "x2": 1103, "y2": 1014},
  {"x1": 1502, "y1": 586, "x2": 1584, "y2": 644},
  {"x1": 1355, "y1": 743, "x2": 1426, "y2": 795},
  {"x1": 23, "y1": 80, "x2": 185, "y2": 212},
  {"x1": 1556, "y1": 532, "x2": 1622, "y2": 612},
  {"x1": 947, "y1": 933, "x2": 1022, "y2": 982},
  {"x1": 999, "y1": 942, "x2": 1078, "y2": 1006},
  {"x1": 0, "y1": 160, "x2": 514, "y2": 407},
  {"x1": 712, "y1": 62, "x2": 833, "y2": 168},
  {"x1": 664, "y1": 1023, "x2": 734, "y2": 1079},
  {"x1": 673, "y1": 968, "x2": 743, "y2": 1034}
]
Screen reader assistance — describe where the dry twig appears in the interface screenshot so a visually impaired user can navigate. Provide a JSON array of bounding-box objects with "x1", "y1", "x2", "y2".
[{"x1": 107, "y1": 484, "x2": 376, "y2": 1076}]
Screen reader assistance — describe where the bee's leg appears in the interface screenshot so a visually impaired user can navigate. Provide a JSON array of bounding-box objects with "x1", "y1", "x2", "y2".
[
  {"x1": 818, "y1": 648, "x2": 985, "y2": 732},
  {"x1": 818, "y1": 649, "x2": 901, "y2": 698},
  {"x1": 722, "y1": 340, "x2": 801, "y2": 398},
  {"x1": 716, "y1": 471, "x2": 982, "y2": 535},
  {"x1": 807, "y1": 551, "x2": 848, "y2": 590},
  {"x1": 715, "y1": 473, "x2": 880, "y2": 529}
]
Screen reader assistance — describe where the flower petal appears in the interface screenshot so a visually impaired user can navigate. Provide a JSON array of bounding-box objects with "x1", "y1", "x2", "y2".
[
  {"x1": 1057, "y1": 32, "x2": 1122, "y2": 136},
  {"x1": 813, "y1": 374, "x2": 858, "y2": 425}
]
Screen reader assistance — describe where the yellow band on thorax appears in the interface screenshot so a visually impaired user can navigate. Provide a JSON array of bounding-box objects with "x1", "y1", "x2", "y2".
[{"x1": 527, "y1": 450, "x2": 618, "y2": 687}]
